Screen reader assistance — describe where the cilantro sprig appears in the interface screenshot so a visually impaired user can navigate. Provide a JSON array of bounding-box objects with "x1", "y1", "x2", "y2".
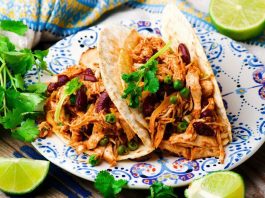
[
  {"x1": 122, "y1": 41, "x2": 172, "y2": 108},
  {"x1": 94, "y1": 170, "x2": 127, "y2": 198},
  {"x1": 94, "y1": 171, "x2": 178, "y2": 198},
  {"x1": 0, "y1": 20, "x2": 49, "y2": 142},
  {"x1": 149, "y1": 182, "x2": 178, "y2": 198},
  {"x1": 54, "y1": 77, "x2": 82, "y2": 123}
]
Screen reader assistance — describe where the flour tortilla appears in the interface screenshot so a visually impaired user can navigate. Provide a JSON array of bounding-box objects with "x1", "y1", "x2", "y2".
[
  {"x1": 161, "y1": 4, "x2": 231, "y2": 141},
  {"x1": 97, "y1": 26, "x2": 154, "y2": 160},
  {"x1": 51, "y1": 47, "x2": 154, "y2": 161},
  {"x1": 98, "y1": 5, "x2": 231, "y2": 161}
]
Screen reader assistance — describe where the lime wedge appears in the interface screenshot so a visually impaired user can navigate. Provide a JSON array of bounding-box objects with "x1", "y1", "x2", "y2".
[
  {"x1": 209, "y1": 0, "x2": 265, "y2": 40},
  {"x1": 0, "y1": 157, "x2": 49, "y2": 194},
  {"x1": 185, "y1": 171, "x2": 244, "y2": 198}
]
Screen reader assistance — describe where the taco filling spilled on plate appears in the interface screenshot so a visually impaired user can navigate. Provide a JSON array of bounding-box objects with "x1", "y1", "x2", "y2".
[
  {"x1": 98, "y1": 5, "x2": 231, "y2": 163},
  {"x1": 38, "y1": 48, "x2": 153, "y2": 166}
]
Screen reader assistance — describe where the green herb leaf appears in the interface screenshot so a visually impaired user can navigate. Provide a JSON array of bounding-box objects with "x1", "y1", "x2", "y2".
[
  {"x1": 121, "y1": 42, "x2": 171, "y2": 108},
  {"x1": 144, "y1": 70, "x2": 160, "y2": 93},
  {"x1": 88, "y1": 154, "x2": 100, "y2": 166},
  {"x1": 27, "y1": 83, "x2": 47, "y2": 94},
  {"x1": 34, "y1": 49, "x2": 49, "y2": 70},
  {"x1": 149, "y1": 182, "x2": 177, "y2": 198},
  {"x1": 4, "y1": 49, "x2": 34, "y2": 75},
  {"x1": 0, "y1": 20, "x2": 27, "y2": 36},
  {"x1": 11, "y1": 119, "x2": 39, "y2": 142},
  {"x1": 0, "y1": 108, "x2": 23, "y2": 129},
  {"x1": 94, "y1": 171, "x2": 127, "y2": 198},
  {"x1": 0, "y1": 35, "x2": 15, "y2": 52},
  {"x1": 13, "y1": 74, "x2": 25, "y2": 90},
  {"x1": 64, "y1": 77, "x2": 82, "y2": 95},
  {"x1": 54, "y1": 78, "x2": 82, "y2": 123}
]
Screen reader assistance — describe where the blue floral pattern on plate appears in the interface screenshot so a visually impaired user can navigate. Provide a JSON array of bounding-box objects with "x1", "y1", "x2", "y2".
[{"x1": 31, "y1": 18, "x2": 265, "y2": 188}]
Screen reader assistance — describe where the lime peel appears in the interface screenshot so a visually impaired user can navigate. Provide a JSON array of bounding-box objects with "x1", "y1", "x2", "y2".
[{"x1": 209, "y1": 0, "x2": 265, "y2": 40}]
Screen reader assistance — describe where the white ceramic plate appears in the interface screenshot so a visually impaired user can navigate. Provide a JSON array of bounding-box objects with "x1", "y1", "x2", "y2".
[{"x1": 30, "y1": 17, "x2": 265, "y2": 188}]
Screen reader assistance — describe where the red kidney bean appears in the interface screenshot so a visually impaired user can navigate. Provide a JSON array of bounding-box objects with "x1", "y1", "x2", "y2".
[
  {"x1": 84, "y1": 74, "x2": 97, "y2": 82},
  {"x1": 47, "y1": 82, "x2": 58, "y2": 93},
  {"x1": 83, "y1": 68, "x2": 94, "y2": 75},
  {"x1": 201, "y1": 109, "x2": 213, "y2": 118},
  {"x1": 142, "y1": 94, "x2": 158, "y2": 117},
  {"x1": 96, "y1": 92, "x2": 111, "y2": 113},
  {"x1": 193, "y1": 122, "x2": 215, "y2": 136},
  {"x1": 57, "y1": 75, "x2": 70, "y2": 86},
  {"x1": 75, "y1": 85, "x2": 88, "y2": 111},
  {"x1": 178, "y1": 43, "x2": 191, "y2": 65}
]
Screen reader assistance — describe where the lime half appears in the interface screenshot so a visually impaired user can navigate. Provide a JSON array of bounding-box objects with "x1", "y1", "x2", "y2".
[
  {"x1": 209, "y1": 0, "x2": 265, "y2": 40},
  {"x1": 185, "y1": 171, "x2": 244, "y2": 198},
  {"x1": 0, "y1": 158, "x2": 49, "y2": 194}
]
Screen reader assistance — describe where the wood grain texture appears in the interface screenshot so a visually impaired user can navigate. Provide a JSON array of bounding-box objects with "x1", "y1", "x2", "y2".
[{"x1": 1, "y1": 132, "x2": 265, "y2": 198}]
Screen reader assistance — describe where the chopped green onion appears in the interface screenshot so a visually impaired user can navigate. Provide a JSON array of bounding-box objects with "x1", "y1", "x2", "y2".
[
  {"x1": 180, "y1": 87, "x2": 190, "y2": 99},
  {"x1": 99, "y1": 136, "x2": 109, "y2": 146},
  {"x1": 177, "y1": 121, "x2": 188, "y2": 132},
  {"x1": 173, "y1": 80, "x2": 184, "y2": 91},
  {"x1": 170, "y1": 96, "x2": 177, "y2": 104},
  {"x1": 105, "y1": 113, "x2": 116, "y2": 123},
  {"x1": 128, "y1": 140, "x2": 139, "y2": 151},
  {"x1": 164, "y1": 75, "x2": 172, "y2": 84},
  {"x1": 117, "y1": 145, "x2": 128, "y2": 155},
  {"x1": 88, "y1": 154, "x2": 100, "y2": 166}
]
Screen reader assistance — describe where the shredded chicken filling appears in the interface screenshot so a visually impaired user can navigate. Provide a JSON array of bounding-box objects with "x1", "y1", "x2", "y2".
[
  {"x1": 39, "y1": 65, "x2": 142, "y2": 166},
  {"x1": 130, "y1": 36, "x2": 228, "y2": 163}
]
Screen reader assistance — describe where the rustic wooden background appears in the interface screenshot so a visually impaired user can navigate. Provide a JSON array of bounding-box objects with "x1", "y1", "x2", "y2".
[{"x1": 1, "y1": 130, "x2": 265, "y2": 198}]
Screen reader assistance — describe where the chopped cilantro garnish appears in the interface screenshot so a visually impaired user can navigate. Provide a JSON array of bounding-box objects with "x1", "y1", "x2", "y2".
[
  {"x1": 122, "y1": 41, "x2": 172, "y2": 108},
  {"x1": 54, "y1": 77, "x2": 82, "y2": 123},
  {"x1": 0, "y1": 20, "x2": 49, "y2": 142},
  {"x1": 94, "y1": 170, "x2": 127, "y2": 198}
]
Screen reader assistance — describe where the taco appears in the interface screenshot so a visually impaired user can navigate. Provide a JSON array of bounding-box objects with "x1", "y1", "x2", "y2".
[
  {"x1": 38, "y1": 48, "x2": 153, "y2": 166},
  {"x1": 98, "y1": 4, "x2": 231, "y2": 163}
]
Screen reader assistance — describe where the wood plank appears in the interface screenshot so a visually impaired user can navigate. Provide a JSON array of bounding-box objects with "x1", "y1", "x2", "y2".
[{"x1": 0, "y1": 137, "x2": 79, "y2": 198}]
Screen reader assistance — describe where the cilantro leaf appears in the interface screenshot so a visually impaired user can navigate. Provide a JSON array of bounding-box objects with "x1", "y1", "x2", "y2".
[
  {"x1": 0, "y1": 108, "x2": 23, "y2": 129},
  {"x1": 121, "y1": 42, "x2": 171, "y2": 108},
  {"x1": 149, "y1": 182, "x2": 177, "y2": 198},
  {"x1": 94, "y1": 170, "x2": 127, "y2": 198},
  {"x1": 27, "y1": 83, "x2": 47, "y2": 94},
  {"x1": 144, "y1": 70, "x2": 160, "y2": 93},
  {"x1": 34, "y1": 49, "x2": 49, "y2": 73},
  {"x1": 0, "y1": 35, "x2": 15, "y2": 52},
  {"x1": 54, "y1": 78, "x2": 82, "y2": 122},
  {"x1": 64, "y1": 77, "x2": 82, "y2": 95},
  {"x1": 11, "y1": 119, "x2": 39, "y2": 142},
  {"x1": 4, "y1": 49, "x2": 35, "y2": 75},
  {"x1": 0, "y1": 20, "x2": 27, "y2": 36},
  {"x1": 14, "y1": 74, "x2": 25, "y2": 90},
  {"x1": 6, "y1": 89, "x2": 45, "y2": 112}
]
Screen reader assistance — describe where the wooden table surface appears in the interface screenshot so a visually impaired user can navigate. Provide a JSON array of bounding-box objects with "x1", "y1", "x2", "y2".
[{"x1": 1, "y1": 131, "x2": 265, "y2": 198}]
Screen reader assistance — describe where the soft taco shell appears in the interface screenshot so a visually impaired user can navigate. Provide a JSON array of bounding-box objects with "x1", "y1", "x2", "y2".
[
  {"x1": 161, "y1": 4, "x2": 231, "y2": 141},
  {"x1": 49, "y1": 47, "x2": 154, "y2": 161}
]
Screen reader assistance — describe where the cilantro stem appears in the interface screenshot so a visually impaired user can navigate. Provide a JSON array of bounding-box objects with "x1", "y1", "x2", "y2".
[
  {"x1": 54, "y1": 94, "x2": 67, "y2": 123},
  {"x1": 5, "y1": 66, "x2": 17, "y2": 91},
  {"x1": 146, "y1": 41, "x2": 172, "y2": 64}
]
